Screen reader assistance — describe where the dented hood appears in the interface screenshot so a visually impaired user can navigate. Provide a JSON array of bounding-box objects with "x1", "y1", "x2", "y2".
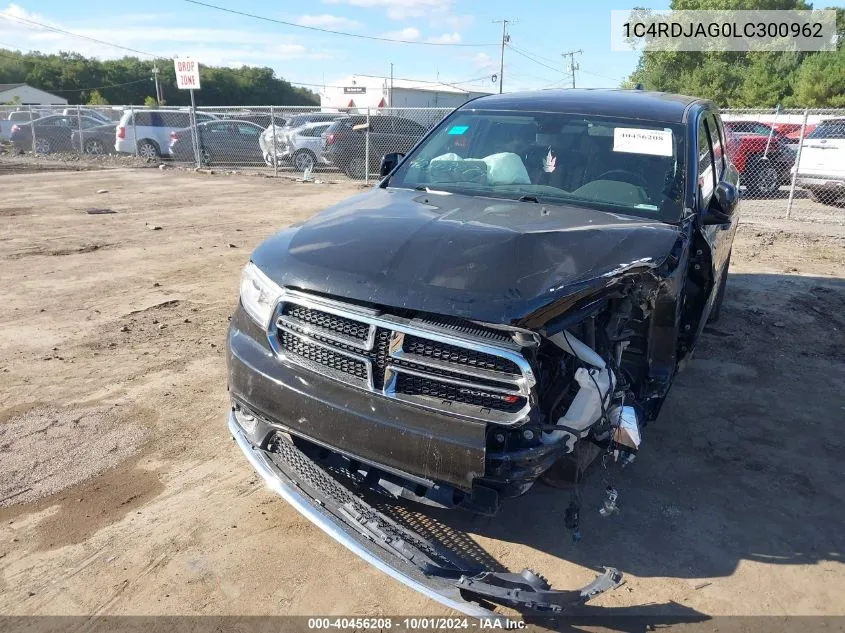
[{"x1": 252, "y1": 188, "x2": 681, "y2": 325}]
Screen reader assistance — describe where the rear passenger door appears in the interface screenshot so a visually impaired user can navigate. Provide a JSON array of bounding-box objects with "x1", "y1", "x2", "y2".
[
  {"x1": 233, "y1": 123, "x2": 262, "y2": 160},
  {"x1": 369, "y1": 116, "x2": 399, "y2": 165}
]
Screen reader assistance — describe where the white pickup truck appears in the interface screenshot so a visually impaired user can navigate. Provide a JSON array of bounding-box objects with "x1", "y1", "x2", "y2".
[{"x1": 796, "y1": 118, "x2": 845, "y2": 206}]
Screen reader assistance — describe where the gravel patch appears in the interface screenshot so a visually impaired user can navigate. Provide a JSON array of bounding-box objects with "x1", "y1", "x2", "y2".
[{"x1": 0, "y1": 405, "x2": 146, "y2": 507}]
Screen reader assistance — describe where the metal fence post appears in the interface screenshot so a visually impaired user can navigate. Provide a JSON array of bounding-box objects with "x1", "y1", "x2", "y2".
[
  {"x1": 270, "y1": 104, "x2": 278, "y2": 177},
  {"x1": 76, "y1": 104, "x2": 83, "y2": 154},
  {"x1": 29, "y1": 105, "x2": 37, "y2": 154},
  {"x1": 190, "y1": 89, "x2": 201, "y2": 168},
  {"x1": 785, "y1": 108, "x2": 809, "y2": 220},
  {"x1": 131, "y1": 109, "x2": 138, "y2": 157},
  {"x1": 364, "y1": 106, "x2": 370, "y2": 185}
]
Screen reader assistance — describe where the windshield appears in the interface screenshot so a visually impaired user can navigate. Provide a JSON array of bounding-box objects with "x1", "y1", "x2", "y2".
[
  {"x1": 388, "y1": 109, "x2": 686, "y2": 222},
  {"x1": 807, "y1": 120, "x2": 845, "y2": 139}
]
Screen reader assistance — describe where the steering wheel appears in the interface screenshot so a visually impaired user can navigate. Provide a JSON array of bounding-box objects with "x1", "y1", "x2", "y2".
[{"x1": 595, "y1": 169, "x2": 649, "y2": 189}]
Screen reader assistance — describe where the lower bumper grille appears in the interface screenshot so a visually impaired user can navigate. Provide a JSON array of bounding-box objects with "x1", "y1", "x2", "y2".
[{"x1": 268, "y1": 290, "x2": 535, "y2": 425}]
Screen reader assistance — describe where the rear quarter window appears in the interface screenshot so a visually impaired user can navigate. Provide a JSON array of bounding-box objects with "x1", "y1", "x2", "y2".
[
  {"x1": 808, "y1": 121, "x2": 845, "y2": 139},
  {"x1": 159, "y1": 112, "x2": 190, "y2": 128}
]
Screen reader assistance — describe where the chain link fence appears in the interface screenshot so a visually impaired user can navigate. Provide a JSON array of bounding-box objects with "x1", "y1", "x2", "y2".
[
  {"x1": 2, "y1": 103, "x2": 843, "y2": 219},
  {"x1": 721, "y1": 108, "x2": 845, "y2": 220}
]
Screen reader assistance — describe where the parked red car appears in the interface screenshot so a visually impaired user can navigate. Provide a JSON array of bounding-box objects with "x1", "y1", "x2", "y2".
[{"x1": 723, "y1": 121, "x2": 796, "y2": 195}]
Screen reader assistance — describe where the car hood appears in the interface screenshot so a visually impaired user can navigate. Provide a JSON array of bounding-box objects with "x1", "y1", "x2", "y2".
[{"x1": 251, "y1": 188, "x2": 682, "y2": 325}]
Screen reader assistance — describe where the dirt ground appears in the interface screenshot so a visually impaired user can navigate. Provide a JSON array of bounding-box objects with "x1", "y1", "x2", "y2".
[{"x1": 1, "y1": 166, "x2": 843, "y2": 620}]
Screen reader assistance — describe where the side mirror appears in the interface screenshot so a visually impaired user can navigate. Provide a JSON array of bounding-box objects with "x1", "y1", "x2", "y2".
[
  {"x1": 702, "y1": 181, "x2": 738, "y2": 225},
  {"x1": 379, "y1": 152, "x2": 404, "y2": 178}
]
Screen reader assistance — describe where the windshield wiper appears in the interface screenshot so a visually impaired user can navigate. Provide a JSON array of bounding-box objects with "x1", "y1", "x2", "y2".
[
  {"x1": 413, "y1": 185, "x2": 452, "y2": 195},
  {"x1": 518, "y1": 194, "x2": 541, "y2": 203}
]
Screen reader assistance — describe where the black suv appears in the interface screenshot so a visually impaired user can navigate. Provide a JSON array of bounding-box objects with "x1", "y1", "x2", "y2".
[
  {"x1": 322, "y1": 114, "x2": 427, "y2": 178},
  {"x1": 227, "y1": 89, "x2": 740, "y2": 615}
]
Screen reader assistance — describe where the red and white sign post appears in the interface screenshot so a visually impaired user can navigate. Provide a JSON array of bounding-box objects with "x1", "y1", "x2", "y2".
[{"x1": 174, "y1": 58, "x2": 202, "y2": 167}]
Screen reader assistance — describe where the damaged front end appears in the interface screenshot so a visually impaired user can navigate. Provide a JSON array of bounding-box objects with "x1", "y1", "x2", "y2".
[
  {"x1": 227, "y1": 238, "x2": 691, "y2": 615},
  {"x1": 230, "y1": 410, "x2": 623, "y2": 616}
]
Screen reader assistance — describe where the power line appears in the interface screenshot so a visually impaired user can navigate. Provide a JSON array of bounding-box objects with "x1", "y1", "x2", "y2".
[
  {"x1": 506, "y1": 44, "x2": 563, "y2": 75},
  {"x1": 508, "y1": 44, "x2": 560, "y2": 67},
  {"x1": 351, "y1": 73, "x2": 492, "y2": 90},
  {"x1": 183, "y1": 0, "x2": 495, "y2": 47},
  {"x1": 0, "y1": 12, "x2": 162, "y2": 59},
  {"x1": 579, "y1": 68, "x2": 625, "y2": 84}
]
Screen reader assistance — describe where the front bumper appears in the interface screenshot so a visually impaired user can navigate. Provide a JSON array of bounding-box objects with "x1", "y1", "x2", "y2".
[
  {"x1": 228, "y1": 411, "x2": 493, "y2": 616},
  {"x1": 229, "y1": 410, "x2": 624, "y2": 616},
  {"x1": 796, "y1": 175, "x2": 845, "y2": 189}
]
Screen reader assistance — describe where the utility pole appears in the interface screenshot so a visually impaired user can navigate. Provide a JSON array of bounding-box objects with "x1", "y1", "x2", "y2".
[
  {"x1": 561, "y1": 49, "x2": 582, "y2": 89},
  {"x1": 390, "y1": 62, "x2": 394, "y2": 107},
  {"x1": 493, "y1": 19, "x2": 513, "y2": 94},
  {"x1": 152, "y1": 65, "x2": 162, "y2": 104}
]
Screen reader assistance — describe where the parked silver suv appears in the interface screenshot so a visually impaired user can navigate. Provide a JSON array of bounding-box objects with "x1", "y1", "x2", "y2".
[{"x1": 115, "y1": 109, "x2": 218, "y2": 158}]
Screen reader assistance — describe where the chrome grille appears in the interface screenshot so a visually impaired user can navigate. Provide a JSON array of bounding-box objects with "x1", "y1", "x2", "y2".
[{"x1": 268, "y1": 289, "x2": 535, "y2": 425}]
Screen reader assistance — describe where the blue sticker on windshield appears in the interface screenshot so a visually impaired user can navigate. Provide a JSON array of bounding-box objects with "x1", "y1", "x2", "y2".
[{"x1": 448, "y1": 125, "x2": 469, "y2": 135}]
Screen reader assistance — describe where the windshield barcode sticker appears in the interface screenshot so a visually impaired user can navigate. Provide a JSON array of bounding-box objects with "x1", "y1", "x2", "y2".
[{"x1": 613, "y1": 128, "x2": 673, "y2": 156}]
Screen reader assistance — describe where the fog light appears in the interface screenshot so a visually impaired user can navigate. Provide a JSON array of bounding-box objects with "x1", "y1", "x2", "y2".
[
  {"x1": 233, "y1": 407, "x2": 258, "y2": 435},
  {"x1": 522, "y1": 429, "x2": 534, "y2": 441}
]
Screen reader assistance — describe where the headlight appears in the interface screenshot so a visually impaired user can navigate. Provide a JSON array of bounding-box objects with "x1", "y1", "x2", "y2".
[{"x1": 240, "y1": 262, "x2": 283, "y2": 329}]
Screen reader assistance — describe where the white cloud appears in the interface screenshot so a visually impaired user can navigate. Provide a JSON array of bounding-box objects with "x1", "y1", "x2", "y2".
[
  {"x1": 0, "y1": 4, "x2": 334, "y2": 65},
  {"x1": 472, "y1": 52, "x2": 497, "y2": 71},
  {"x1": 426, "y1": 32, "x2": 461, "y2": 44},
  {"x1": 322, "y1": 0, "x2": 453, "y2": 21},
  {"x1": 379, "y1": 27, "x2": 420, "y2": 41},
  {"x1": 296, "y1": 14, "x2": 361, "y2": 30}
]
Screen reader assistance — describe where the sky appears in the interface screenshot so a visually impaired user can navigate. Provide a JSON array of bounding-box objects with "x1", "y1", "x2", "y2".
[{"x1": 0, "y1": 0, "x2": 672, "y2": 95}]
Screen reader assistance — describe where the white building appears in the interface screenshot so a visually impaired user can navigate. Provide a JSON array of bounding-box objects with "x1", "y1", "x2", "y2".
[
  {"x1": 320, "y1": 75, "x2": 491, "y2": 112},
  {"x1": 0, "y1": 83, "x2": 68, "y2": 105}
]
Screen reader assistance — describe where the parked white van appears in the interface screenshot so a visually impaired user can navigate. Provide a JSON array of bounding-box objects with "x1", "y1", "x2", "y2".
[{"x1": 115, "y1": 109, "x2": 218, "y2": 158}]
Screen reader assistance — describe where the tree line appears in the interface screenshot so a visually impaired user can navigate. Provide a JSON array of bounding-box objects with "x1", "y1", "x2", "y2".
[
  {"x1": 0, "y1": 50, "x2": 319, "y2": 106},
  {"x1": 626, "y1": 0, "x2": 845, "y2": 108}
]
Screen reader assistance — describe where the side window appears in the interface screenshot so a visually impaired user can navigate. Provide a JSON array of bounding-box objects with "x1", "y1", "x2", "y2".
[
  {"x1": 133, "y1": 112, "x2": 152, "y2": 126},
  {"x1": 823, "y1": 121, "x2": 845, "y2": 139},
  {"x1": 236, "y1": 123, "x2": 260, "y2": 136},
  {"x1": 707, "y1": 114, "x2": 725, "y2": 181},
  {"x1": 697, "y1": 116, "x2": 715, "y2": 202},
  {"x1": 370, "y1": 117, "x2": 394, "y2": 134},
  {"x1": 396, "y1": 119, "x2": 424, "y2": 135}
]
